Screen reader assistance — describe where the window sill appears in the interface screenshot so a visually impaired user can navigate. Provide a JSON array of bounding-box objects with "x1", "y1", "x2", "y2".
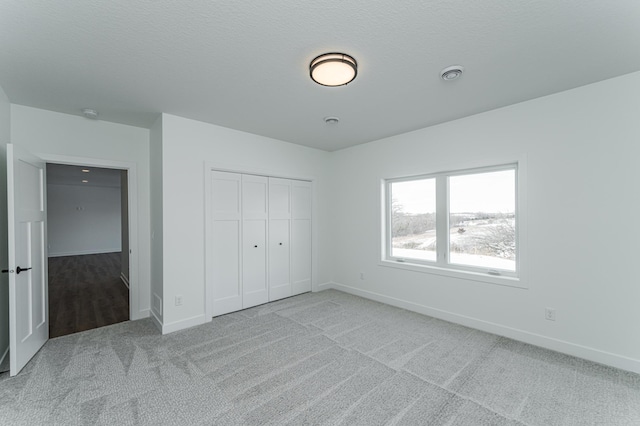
[{"x1": 379, "y1": 259, "x2": 527, "y2": 289}]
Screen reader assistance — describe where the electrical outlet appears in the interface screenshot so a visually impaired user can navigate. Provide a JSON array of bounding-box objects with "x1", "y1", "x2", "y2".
[
  {"x1": 175, "y1": 295, "x2": 183, "y2": 306},
  {"x1": 545, "y1": 307, "x2": 556, "y2": 321},
  {"x1": 360, "y1": 272, "x2": 365, "y2": 280}
]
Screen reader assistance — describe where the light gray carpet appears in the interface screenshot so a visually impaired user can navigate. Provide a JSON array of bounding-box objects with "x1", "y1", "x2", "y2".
[{"x1": 0, "y1": 289, "x2": 638, "y2": 425}]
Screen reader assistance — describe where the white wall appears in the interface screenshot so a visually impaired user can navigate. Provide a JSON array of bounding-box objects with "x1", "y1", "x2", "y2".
[
  {"x1": 149, "y1": 115, "x2": 163, "y2": 324},
  {"x1": 159, "y1": 114, "x2": 330, "y2": 331},
  {"x1": 47, "y1": 183, "x2": 121, "y2": 257},
  {"x1": 0, "y1": 85, "x2": 10, "y2": 366},
  {"x1": 10, "y1": 105, "x2": 151, "y2": 319},
  {"x1": 328, "y1": 71, "x2": 640, "y2": 373}
]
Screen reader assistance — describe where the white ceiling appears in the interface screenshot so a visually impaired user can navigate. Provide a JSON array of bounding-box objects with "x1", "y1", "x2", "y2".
[
  {"x1": 1, "y1": 1, "x2": 639, "y2": 152},
  {"x1": 47, "y1": 163, "x2": 121, "y2": 188}
]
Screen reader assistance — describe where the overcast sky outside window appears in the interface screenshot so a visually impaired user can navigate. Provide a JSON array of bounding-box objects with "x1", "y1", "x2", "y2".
[
  {"x1": 392, "y1": 179, "x2": 435, "y2": 214},
  {"x1": 392, "y1": 170, "x2": 514, "y2": 214}
]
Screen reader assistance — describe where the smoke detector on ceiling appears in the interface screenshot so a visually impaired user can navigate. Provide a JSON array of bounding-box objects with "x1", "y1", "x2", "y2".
[
  {"x1": 82, "y1": 108, "x2": 99, "y2": 119},
  {"x1": 440, "y1": 65, "x2": 464, "y2": 81},
  {"x1": 324, "y1": 116, "x2": 340, "y2": 124}
]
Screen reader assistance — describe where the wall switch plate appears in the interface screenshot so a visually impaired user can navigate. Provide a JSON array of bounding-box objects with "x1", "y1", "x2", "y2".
[
  {"x1": 175, "y1": 295, "x2": 183, "y2": 306},
  {"x1": 360, "y1": 272, "x2": 365, "y2": 280},
  {"x1": 545, "y1": 307, "x2": 556, "y2": 321}
]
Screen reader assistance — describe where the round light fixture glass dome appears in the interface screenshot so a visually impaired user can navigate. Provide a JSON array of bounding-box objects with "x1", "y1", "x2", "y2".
[{"x1": 310, "y1": 53, "x2": 357, "y2": 87}]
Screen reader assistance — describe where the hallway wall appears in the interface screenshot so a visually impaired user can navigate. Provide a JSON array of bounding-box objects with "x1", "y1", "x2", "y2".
[{"x1": 47, "y1": 183, "x2": 122, "y2": 257}]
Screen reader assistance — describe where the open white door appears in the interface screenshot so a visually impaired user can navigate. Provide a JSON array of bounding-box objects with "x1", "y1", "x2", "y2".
[{"x1": 6, "y1": 144, "x2": 47, "y2": 376}]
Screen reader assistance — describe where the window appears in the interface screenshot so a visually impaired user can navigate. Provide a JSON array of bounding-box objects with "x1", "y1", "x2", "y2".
[
  {"x1": 390, "y1": 178, "x2": 437, "y2": 262},
  {"x1": 385, "y1": 164, "x2": 519, "y2": 279}
]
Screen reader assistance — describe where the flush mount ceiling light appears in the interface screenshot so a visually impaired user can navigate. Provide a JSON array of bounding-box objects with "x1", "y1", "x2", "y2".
[
  {"x1": 310, "y1": 53, "x2": 357, "y2": 87},
  {"x1": 82, "y1": 108, "x2": 99, "y2": 119},
  {"x1": 441, "y1": 65, "x2": 464, "y2": 81}
]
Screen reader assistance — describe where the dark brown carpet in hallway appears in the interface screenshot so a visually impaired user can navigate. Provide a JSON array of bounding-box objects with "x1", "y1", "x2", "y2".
[{"x1": 48, "y1": 252, "x2": 129, "y2": 338}]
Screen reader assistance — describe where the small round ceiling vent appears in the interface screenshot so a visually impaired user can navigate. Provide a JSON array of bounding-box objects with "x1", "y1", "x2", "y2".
[
  {"x1": 324, "y1": 116, "x2": 340, "y2": 124},
  {"x1": 441, "y1": 65, "x2": 464, "y2": 81}
]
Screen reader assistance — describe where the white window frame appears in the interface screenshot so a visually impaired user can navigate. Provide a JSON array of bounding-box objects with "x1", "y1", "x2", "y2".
[{"x1": 381, "y1": 162, "x2": 526, "y2": 288}]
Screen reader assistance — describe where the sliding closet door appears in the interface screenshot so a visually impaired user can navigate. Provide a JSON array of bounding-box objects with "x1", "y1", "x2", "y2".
[
  {"x1": 210, "y1": 171, "x2": 243, "y2": 316},
  {"x1": 291, "y1": 180, "x2": 312, "y2": 295},
  {"x1": 268, "y1": 178, "x2": 291, "y2": 301},
  {"x1": 242, "y1": 174, "x2": 269, "y2": 308}
]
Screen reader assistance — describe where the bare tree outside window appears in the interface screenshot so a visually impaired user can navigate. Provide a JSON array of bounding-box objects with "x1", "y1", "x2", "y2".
[
  {"x1": 390, "y1": 178, "x2": 436, "y2": 261},
  {"x1": 449, "y1": 170, "x2": 516, "y2": 271}
]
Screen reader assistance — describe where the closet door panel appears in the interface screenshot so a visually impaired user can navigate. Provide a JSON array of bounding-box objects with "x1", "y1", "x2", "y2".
[
  {"x1": 242, "y1": 219, "x2": 267, "y2": 307},
  {"x1": 242, "y1": 176, "x2": 268, "y2": 219},
  {"x1": 242, "y1": 174, "x2": 269, "y2": 308},
  {"x1": 291, "y1": 180, "x2": 312, "y2": 295},
  {"x1": 291, "y1": 219, "x2": 311, "y2": 294},
  {"x1": 269, "y1": 178, "x2": 291, "y2": 219},
  {"x1": 212, "y1": 175, "x2": 241, "y2": 218},
  {"x1": 211, "y1": 171, "x2": 242, "y2": 315},
  {"x1": 268, "y1": 177, "x2": 291, "y2": 301},
  {"x1": 269, "y1": 219, "x2": 290, "y2": 301},
  {"x1": 292, "y1": 183, "x2": 312, "y2": 220},
  {"x1": 212, "y1": 221, "x2": 241, "y2": 303}
]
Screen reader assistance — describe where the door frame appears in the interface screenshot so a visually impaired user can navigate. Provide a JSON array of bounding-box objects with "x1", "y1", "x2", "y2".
[
  {"x1": 204, "y1": 162, "x2": 318, "y2": 320},
  {"x1": 39, "y1": 154, "x2": 141, "y2": 321}
]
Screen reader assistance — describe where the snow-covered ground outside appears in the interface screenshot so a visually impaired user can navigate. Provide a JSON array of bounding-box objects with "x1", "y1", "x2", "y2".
[{"x1": 391, "y1": 220, "x2": 516, "y2": 271}]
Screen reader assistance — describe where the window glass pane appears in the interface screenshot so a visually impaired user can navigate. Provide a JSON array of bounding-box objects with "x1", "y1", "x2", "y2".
[
  {"x1": 449, "y1": 169, "x2": 516, "y2": 271},
  {"x1": 390, "y1": 178, "x2": 436, "y2": 262}
]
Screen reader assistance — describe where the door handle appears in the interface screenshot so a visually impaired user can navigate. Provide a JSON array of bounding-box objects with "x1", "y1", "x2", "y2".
[{"x1": 16, "y1": 266, "x2": 32, "y2": 274}]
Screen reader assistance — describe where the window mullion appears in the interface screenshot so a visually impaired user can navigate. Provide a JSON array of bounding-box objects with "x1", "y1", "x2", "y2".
[
  {"x1": 435, "y1": 175, "x2": 448, "y2": 266},
  {"x1": 386, "y1": 181, "x2": 393, "y2": 260}
]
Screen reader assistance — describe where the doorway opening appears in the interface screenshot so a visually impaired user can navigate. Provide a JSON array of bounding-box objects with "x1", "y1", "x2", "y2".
[{"x1": 46, "y1": 164, "x2": 130, "y2": 337}]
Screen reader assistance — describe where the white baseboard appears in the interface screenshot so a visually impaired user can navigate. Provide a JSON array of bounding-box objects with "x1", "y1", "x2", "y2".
[
  {"x1": 120, "y1": 273, "x2": 130, "y2": 289},
  {"x1": 159, "y1": 314, "x2": 207, "y2": 335},
  {"x1": 48, "y1": 248, "x2": 121, "y2": 257},
  {"x1": 313, "y1": 281, "x2": 334, "y2": 292},
  {"x1": 327, "y1": 282, "x2": 640, "y2": 374}
]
